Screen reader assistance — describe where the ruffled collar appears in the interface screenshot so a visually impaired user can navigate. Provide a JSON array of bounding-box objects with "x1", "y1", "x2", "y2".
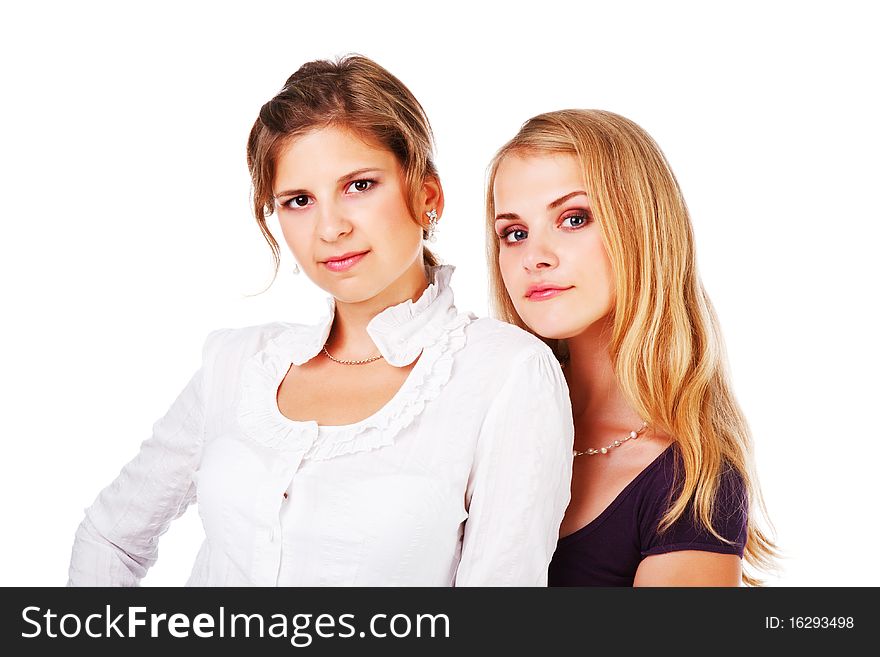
[
  {"x1": 285, "y1": 264, "x2": 459, "y2": 368},
  {"x1": 236, "y1": 264, "x2": 474, "y2": 458}
]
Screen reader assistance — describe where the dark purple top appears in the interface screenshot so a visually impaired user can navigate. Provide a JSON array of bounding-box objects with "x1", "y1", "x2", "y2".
[{"x1": 548, "y1": 445, "x2": 747, "y2": 586}]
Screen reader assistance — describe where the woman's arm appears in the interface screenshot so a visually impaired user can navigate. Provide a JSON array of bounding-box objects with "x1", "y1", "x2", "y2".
[
  {"x1": 634, "y1": 461, "x2": 748, "y2": 587},
  {"x1": 634, "y1": 551, "x2": 743, "y2": 586},
  {"x1": 67, "y1": 329, "x2": 228, "y2": 586},
  {"x1": 455, "y1": 347, "x2": 574, "y2": 586}
]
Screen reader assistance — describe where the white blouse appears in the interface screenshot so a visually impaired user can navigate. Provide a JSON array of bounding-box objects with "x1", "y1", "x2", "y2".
[{"x1": 67, "y1": 265, "x2": 574, "y2": 586}]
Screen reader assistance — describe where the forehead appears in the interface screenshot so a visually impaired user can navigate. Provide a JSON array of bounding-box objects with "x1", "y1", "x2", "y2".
[
  {"x1": 493, "y1": 152, "x2": 584, "y2": 211},
  {"x1": 273, "y1": 125, "x2": 397, "y2": 189}
]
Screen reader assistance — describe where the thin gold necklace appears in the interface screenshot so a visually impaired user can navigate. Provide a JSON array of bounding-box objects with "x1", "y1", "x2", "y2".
[{"x1": 322, "y1": 344, "x2": 384, "y2": 365}]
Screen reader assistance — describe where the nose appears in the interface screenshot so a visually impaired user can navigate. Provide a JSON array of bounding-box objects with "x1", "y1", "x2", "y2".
[
  {"x1": 316, "y1": 200, "x2": 352, "y2": 242},
  {"x1": 522, "y1": 233, "x2": 558, "y2": 272}
]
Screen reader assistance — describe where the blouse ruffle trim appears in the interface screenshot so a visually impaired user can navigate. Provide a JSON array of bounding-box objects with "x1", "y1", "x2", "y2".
[
  {"x1": 367, "y1": 265, "x2": 457, "y2": 367},
  {"x1": 236, "y1": 313, "x2": 471, "y2": 458},
  {"x1": 309, "y1": 311, "x2": 469, "y2": 460},
  {"x1": 235, "y1": 265, "x2": 472, "y2": 458}
]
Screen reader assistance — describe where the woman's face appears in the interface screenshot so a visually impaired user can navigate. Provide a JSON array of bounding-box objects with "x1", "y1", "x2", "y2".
[
  {"x1": 492, "y1": 152, "x2": 615, "y2": 340},
  {"x1": 273, "y1": 125, "x2": 429, "y2": 304}
]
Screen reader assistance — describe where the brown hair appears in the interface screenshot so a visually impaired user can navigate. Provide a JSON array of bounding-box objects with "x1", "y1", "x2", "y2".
[
  {"x1": 247, "y1": 54, "x2": 440, "y2": 281},
  {"x1": 486, "y1": 110, "x2": 778, "y2": 585}
]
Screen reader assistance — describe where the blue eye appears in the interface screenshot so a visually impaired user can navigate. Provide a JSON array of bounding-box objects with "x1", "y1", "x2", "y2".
[
  {"x1": 561, "y1": 213, "x2": 589, "y2": 228},
  {"x1": 502, "y1": 228, "x2": 528, "y2": 244},
  {"x1": 346, "y1": 179, "x2": 375, "y2": 193}
]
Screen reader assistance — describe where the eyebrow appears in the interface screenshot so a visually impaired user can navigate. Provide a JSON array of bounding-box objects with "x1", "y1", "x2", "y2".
[
  {"x1": 494, "y1": 190, "x2": 589, "y2": 223},
  {"x1": 274, "y1": 167, "x2": 383, "y2": 199}
]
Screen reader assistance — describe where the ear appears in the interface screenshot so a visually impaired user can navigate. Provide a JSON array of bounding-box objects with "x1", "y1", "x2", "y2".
[{"x1": 420, "y1": 175, "x2": 445, "y2": 224}]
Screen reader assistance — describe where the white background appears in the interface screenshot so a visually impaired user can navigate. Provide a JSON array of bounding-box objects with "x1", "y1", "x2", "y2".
[{"x1": 1, "y1": 0, "x2": 877, "y2": 586}]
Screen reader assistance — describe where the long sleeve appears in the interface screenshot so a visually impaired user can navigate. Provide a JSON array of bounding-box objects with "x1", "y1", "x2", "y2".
[
  {"x1": 455, "y1": 347, "x2": 574, "y2": 586},
  {"x1": 67, "y1": 329, "x2": 228, "y2": 586}
]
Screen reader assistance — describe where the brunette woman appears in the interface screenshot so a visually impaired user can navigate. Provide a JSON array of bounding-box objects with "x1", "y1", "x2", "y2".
[{"x1": 68, "y1": 57, "x2": 573, "y2": 586}]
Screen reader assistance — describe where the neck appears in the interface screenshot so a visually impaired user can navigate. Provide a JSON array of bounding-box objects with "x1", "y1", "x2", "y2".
[
  {"x1": 326, "y1": 259, "x2": 430, "y2": 360},
  {"x1": 563, "y1": 315, "x2": 644, "y2": 440}
]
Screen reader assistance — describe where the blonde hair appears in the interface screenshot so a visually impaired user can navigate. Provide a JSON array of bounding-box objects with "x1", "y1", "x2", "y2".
[
  {"x1": 485, "y1": 109, "x2": 777, "y2": 585},
  {"x1": 246, "y1": 54, "x2": 440, "y2": 282}
]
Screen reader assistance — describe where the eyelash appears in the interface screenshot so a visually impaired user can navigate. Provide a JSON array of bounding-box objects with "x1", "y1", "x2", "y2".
[
  {"x1": 498, "y1": 211, "x2": 592, "y2": 244},
  {"x1": 280, "y1": 179, "x2": 378, "y2": 210}
]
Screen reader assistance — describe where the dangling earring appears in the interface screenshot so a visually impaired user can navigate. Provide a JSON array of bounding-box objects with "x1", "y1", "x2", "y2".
[
  {"x1": 292, "y1": 262, "x2": 300, "y2": 275},
  {"x1": 425, "y1": 209, "x2": 439, "y2": 242}
]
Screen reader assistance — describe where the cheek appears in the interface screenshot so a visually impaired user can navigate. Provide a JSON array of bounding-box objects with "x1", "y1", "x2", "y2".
[
  {"x1": 497, "y1": 249, "x2": 532, "y2": 318},
  {"x1": 381, "y1": 216, "x2": 422, "y2": 260},
  {"x1": 497, "y1": 247, "x2": 518, "y2": 285},
  {"x1": 278, "y1": 217, "x2": 312, "y2": 259},
  {"x1": 364, "y1": 189, "x2": 420, "y2": 239},
  {"x1": 497, "y1": 253, "x2": 520, "y2": 309},
  {"x1": 372, "y1": 183, "x2": 410, "y2": 218},
  {"x1": 574, "y1": 237, "x2": 615, "y2": 306}
]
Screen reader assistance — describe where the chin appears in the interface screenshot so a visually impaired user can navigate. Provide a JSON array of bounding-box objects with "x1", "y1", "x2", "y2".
[
  {"x1": 325, "y1": 286, "x2": 380, "y2": 305},
  {"x1": 517, "y1": 307, "x2": 604, "y2": 341},
  {"x1": 523, "y1": 322, "x2": 584, "y2": 341},
  {"x1": 323, "y1": 276, "x2": 392, "y2": 305},
  {"x1": 515, "y1": 314, "x2": 568, "y2": 340}
]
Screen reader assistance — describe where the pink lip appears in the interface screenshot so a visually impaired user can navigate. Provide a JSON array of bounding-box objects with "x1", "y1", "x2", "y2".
[
  {"x1": 525, "y1": 285, "x2": 573, "y2": 301},
  {"x1": 322, "y1": 251, "x2": 369, "y2": 272}
]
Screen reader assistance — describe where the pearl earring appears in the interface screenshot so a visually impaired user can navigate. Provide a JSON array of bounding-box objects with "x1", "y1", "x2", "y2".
[{"x1": 425, "y1": 209, "x2": 439, "y2": 242}]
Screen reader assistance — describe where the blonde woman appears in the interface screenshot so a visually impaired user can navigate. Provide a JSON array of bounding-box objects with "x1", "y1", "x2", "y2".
[
  {"x1": 486, "y1": 110, "x2": 776, "y2": 586},
  {"x1": 67, "y1": 56, "x2": 573, "y2": 586}
]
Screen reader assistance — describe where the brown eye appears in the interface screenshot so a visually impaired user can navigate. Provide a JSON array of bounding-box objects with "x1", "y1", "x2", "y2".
[
  {"x1": 346, "y1": 179, "x2": 375, "y2": 193},
  {"x1": 294, "y1": 195, "x2": 309, "y2": 207}
]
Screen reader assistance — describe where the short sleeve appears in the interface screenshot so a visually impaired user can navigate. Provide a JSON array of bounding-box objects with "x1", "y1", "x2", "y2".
[
  {"x1": 641, "y1": 461, "x2": 748, "y2": 558},
  {"x1": 455, "y1": 347, "x2": 574, "y2": 586},
  {"x1": 66, "y1": 328, "x2": 229, "y2": 586}
]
